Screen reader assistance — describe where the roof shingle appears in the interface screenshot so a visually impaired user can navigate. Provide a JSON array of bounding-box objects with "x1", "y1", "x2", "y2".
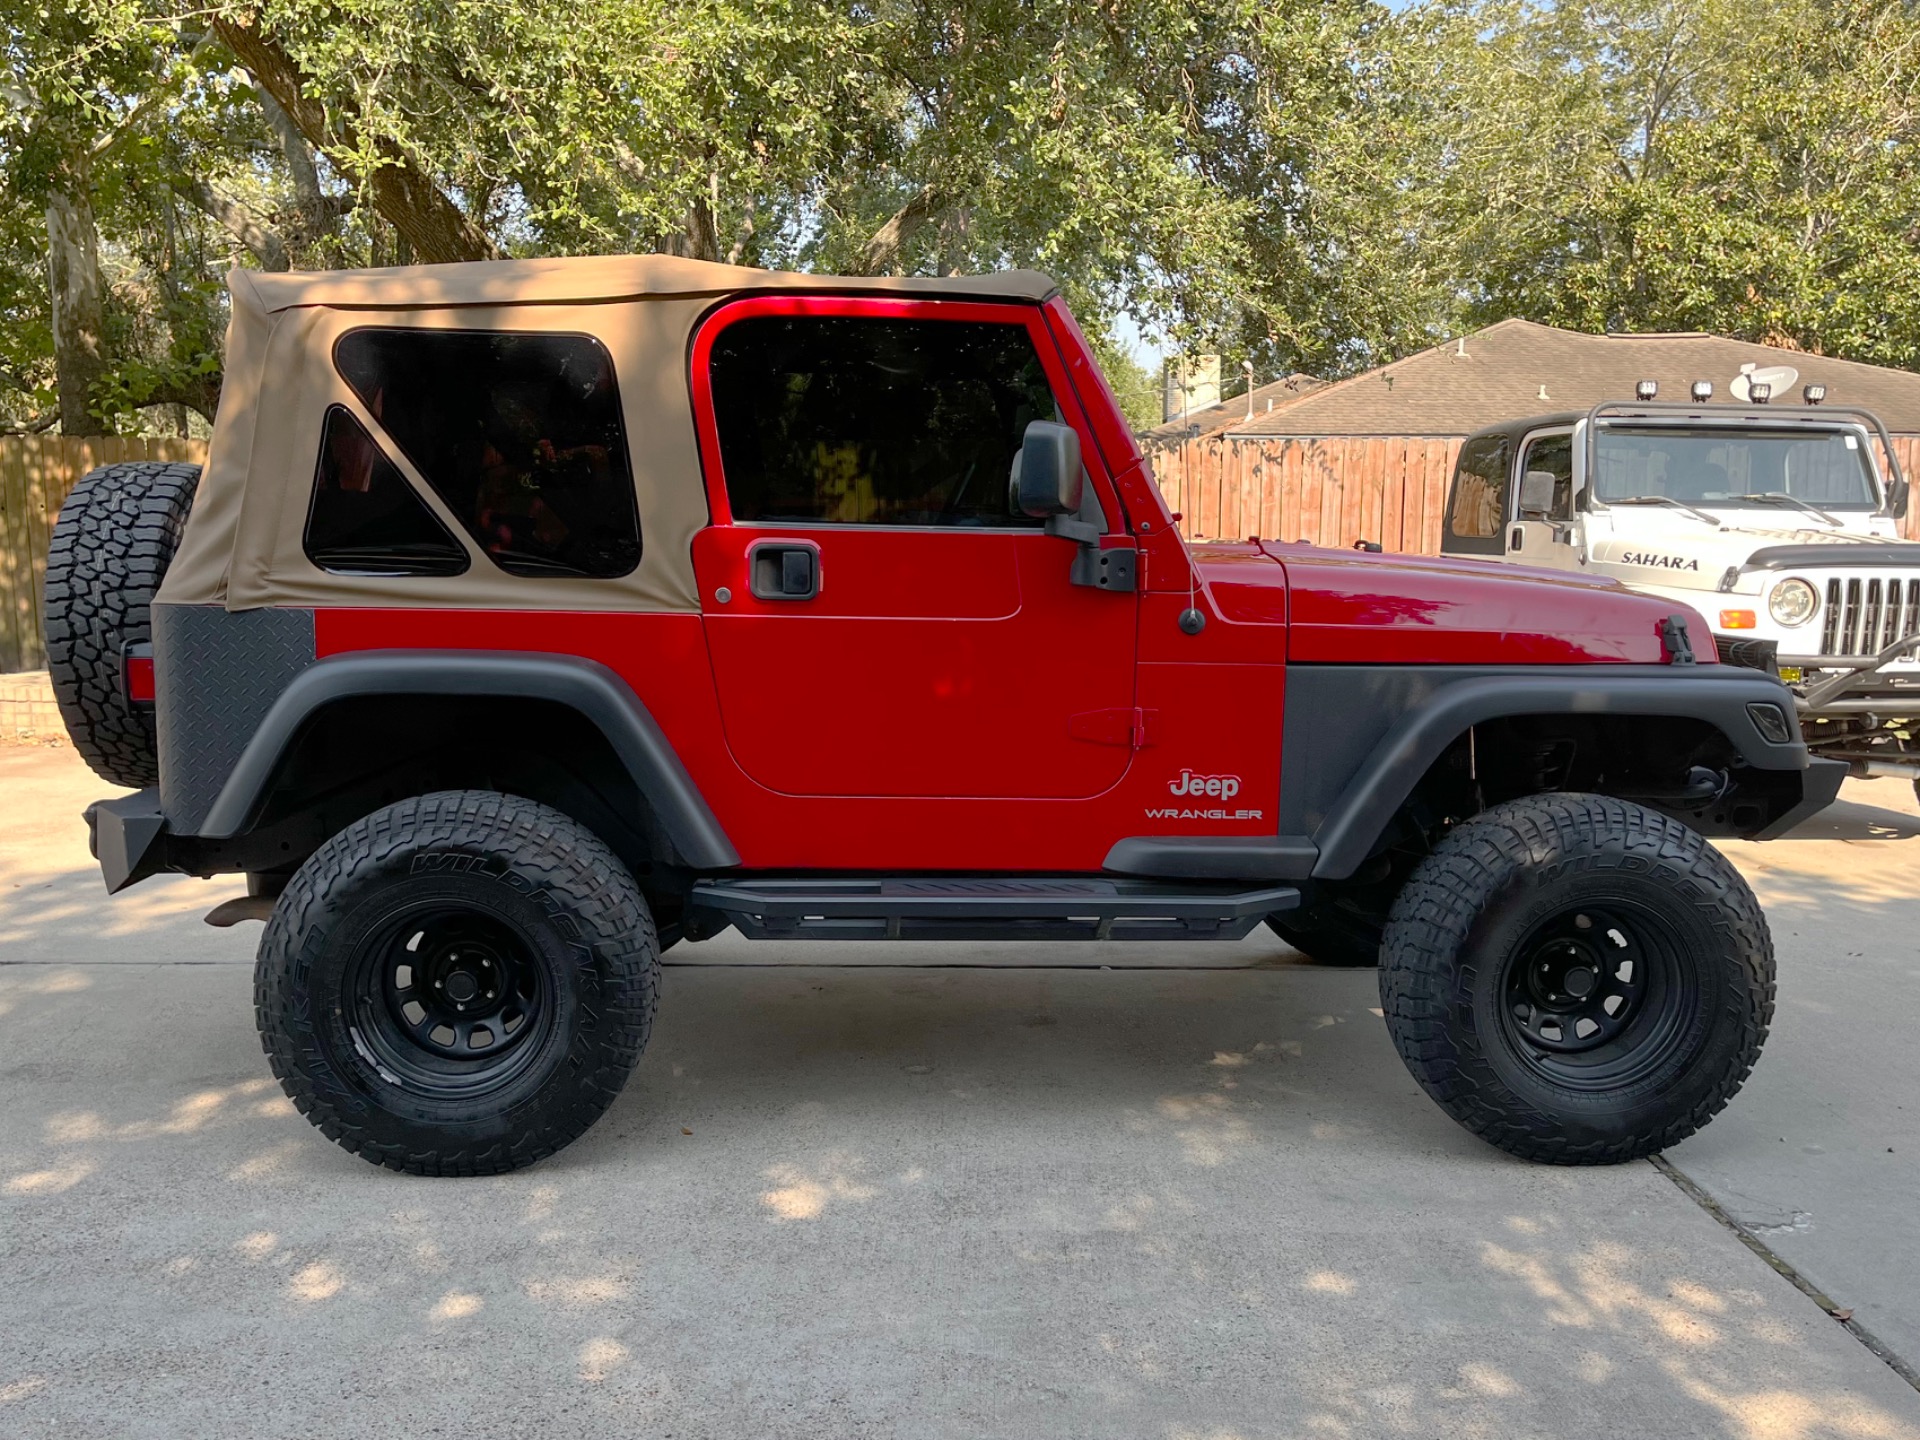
[
  {"x1": 1143, "y1": 373, "x2": 1323, "y2": 444},
  {"x1": 1227, "y1": 319, "x2": 1920, "y2": 437}
]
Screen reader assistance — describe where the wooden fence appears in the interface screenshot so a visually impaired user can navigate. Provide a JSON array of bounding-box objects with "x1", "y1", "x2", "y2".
[
  {"x1": 1147, "y1": 433, "x2": 1920, "y2": 548},
  {"x1": 1147, "y1": 435, "x2": 1464, "y2": 551},
  {"x1": 0, "y1": 436, "x2": 207, "y2": 673},
  {"x1": 4, "y1": 429, "x2": 1919, "y2": 672}
]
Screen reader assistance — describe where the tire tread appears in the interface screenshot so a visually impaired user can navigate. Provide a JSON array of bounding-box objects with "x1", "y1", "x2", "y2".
[
  {"x1": 254, "y1": 791, "x2": 659, "y2": 1176},
  {"x1": 44, "y1": 461, "x2": 201, "y2": 787},
  {"x1": 1378, "y1": 792, "x2": 1773, "y2": 1164}
]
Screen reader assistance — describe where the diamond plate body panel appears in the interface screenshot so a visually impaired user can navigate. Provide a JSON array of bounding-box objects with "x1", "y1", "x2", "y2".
[{"x1": 153, "y1": 604, "x2": 315, "y2": 833}]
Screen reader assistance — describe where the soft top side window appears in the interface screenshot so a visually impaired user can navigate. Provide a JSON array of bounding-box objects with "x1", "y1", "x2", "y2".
[
  {"x1": 1447, "y1": 434, "x2": 1511, "y2": 552},
  {"x1": 304, "y1": 405, "x2": 468, "y2": 576},
  {"x1": 334, "y1": 328, "x2": 641, "y2": 578},
  {"x1": 707, "y1": 314, "x2": 1062, "y2": 527}
]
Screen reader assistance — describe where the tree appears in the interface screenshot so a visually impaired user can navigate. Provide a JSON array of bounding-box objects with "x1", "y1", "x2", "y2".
[
  {"x1": 13, "y1": 0, "x2": 1914, "y2": 437},
  {"x1": 1399, "y1": 0, "x2": 1920, "y2": 366},
  {"x1": 1, "y1": 3, "x2": 188, "y2": 431}
]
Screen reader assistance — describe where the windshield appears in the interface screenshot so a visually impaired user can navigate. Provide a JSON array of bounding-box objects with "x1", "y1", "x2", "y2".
[{"x1": 1592, "y1": 426, "x2": 1880, "y2": 510}]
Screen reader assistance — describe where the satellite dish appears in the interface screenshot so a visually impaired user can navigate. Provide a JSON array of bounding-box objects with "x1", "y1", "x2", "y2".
[{"x1": 1731, "y1": 363, "x2": 1799, "y2": 402}]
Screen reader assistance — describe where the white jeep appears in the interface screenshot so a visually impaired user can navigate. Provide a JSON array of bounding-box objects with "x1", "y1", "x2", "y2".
[{"x1": 1442, "y1": 382, "x2": 1920, "y2": 793}]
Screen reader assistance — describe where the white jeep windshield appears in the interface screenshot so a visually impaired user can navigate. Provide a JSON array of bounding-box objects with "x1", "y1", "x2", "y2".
[{"x1": 1593, "y1": 426, "x2": 1879, "y2": 511}]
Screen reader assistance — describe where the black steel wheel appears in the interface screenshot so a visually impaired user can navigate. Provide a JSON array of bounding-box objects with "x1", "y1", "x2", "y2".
[
  {"x1": 1379, "y1": 793, "x2": 1772, "y2": 1164},
  {"x1": 256, "y1": 791, "x2": 658, "y2": 1175},
  {"x1": 1497, "y1": 902, "x2": 1693, "y2": 1089},
  {"x1": 348, "y1": 906, "x2": 555, "y2": 1095}
]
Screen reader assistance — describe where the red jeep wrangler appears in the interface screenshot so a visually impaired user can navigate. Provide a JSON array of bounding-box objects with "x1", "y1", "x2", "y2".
[{"x1": 46, "y1": 256, "x2": 1840, "y2": 1175}]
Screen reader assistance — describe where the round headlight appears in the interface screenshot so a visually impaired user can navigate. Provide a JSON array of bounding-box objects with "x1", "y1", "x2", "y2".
[{"x1": 1769, "y1": 577, "x2": 1819, "y2": 627}]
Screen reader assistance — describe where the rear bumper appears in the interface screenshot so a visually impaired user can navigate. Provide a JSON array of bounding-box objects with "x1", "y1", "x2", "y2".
[{"x1": 83, "y1": 790, "x2": 170, "y2": 894}]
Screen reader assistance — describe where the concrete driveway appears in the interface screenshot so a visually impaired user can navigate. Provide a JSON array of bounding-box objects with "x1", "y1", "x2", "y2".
[{"x1": 3, "y1": 741, "x2": 1917, "y2": 1438}]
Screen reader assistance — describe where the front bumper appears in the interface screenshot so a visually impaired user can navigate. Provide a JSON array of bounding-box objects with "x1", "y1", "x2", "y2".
[
  {"x1": 1759, "y1": 632, "x2": 1920, "y2": 780},
  {"x1": 1753, "y1": 757, "x2": 1848, "y2": 838},
  {"x1": 1781, "y1": 633, "x2": 1920, "y2": 715}
]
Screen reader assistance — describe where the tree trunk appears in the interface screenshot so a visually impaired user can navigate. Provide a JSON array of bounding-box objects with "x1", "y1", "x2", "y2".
[
  {"x1": 213, "y1": 16, "x2": 498, "y2": 265},
  {"x1": 45, "y1": 181, "x2": 109, "y2": 437},
  {"x1": 681, "y1": 197, "x2": 720, "y2": 263},
  {"x1": 859, "y1": 184, "x2": 946, "y2": 275},
  {"x1": 184, "y1": 179, "x2": 291, "y2": 271},
  {"x1": 259, "y1": 89, "x2": 322, "y2": 208}
]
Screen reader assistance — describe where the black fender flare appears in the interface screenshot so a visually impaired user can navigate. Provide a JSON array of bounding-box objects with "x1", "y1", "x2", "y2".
[
  {"x1": 195, "y1": 650, "x2": 740, "y2": 869},
  {"x1": 1308, "y1": 667, "x2": 1812, "y2": 879}
]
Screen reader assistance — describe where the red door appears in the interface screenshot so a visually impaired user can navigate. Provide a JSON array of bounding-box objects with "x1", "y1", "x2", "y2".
[{"x1": 688, "y1": 295, "x2": 1138, "y2": 800}]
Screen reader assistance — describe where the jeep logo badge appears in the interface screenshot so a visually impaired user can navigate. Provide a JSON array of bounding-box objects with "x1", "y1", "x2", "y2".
[{"x1": 1170, "y1": 769, "x2": 1240, "y2": 800}]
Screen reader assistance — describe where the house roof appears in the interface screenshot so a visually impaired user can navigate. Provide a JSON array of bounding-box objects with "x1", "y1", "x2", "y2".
[
  {"x1": 1143, "y1": 373, "x2": 1323, "y2": 444},
  {"x1": 1227, "y1": 319, "x2": 1920, "y2": 437}
]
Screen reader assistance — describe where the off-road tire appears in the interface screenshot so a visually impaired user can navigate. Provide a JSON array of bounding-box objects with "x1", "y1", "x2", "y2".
[
  {"x1": 1267, "y1": 908, "x2": 1382, "y2": 967},
  {"x1": 43, "y1": 461, "x2": 200, "y2": 787},
  {"x1": 1379, "y1": 794, "x2": 1772, "y2": 1164},
  {"x1": 256, "y1": 791, "x2": 659, "y2": 1175}
]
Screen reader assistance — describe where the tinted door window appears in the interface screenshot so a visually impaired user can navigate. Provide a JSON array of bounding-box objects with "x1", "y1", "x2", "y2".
[
  {"x1": 1519, "y1": 434, "x2": 1576, "y2": 518},
  {"x1": 708, "y1": 315, "x2": 1061, "y2": 526},
  {"x1": 1446, "y1": 435, "x2": 1510, "y2": 554},
  {"x1": 334, "y1": 329, "x2": 641, "y2": 578},
  {"x1": 304, "y1": 405, "x2": 467, "y2": 576}
]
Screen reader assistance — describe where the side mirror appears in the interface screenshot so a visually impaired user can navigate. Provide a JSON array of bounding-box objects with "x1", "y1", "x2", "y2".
[
  {"x1": 1010, "y1": 421, "x2": 1084, "y2": 518},
  {"x1": 1518, "y1": 469, "x2": 1556, "y2": 519},
  {"x1": 1891, "y1": 475, "x2": 1910, "y2": 520}
]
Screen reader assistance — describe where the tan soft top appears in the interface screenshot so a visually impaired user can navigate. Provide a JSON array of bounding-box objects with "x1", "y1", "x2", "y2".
[
  {"x1": 234, "y1": 254, "x2": 1058, "y2": 313},
  {"x1": 163, "y1": 257, "x2": 1059, "y2": 614}
]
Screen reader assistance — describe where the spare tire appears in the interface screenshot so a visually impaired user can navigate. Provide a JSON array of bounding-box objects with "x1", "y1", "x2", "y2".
[{"x1": 43, "y1": 461, "x2": 200, "y2": 787}]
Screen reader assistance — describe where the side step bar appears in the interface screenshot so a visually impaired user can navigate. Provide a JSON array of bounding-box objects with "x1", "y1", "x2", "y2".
[{"x1": 686, "y1": 876, "x2": 1302, "y2": 942}]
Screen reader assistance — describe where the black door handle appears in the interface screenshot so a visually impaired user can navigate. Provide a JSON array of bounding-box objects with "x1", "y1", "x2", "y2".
[{"x1": 748, "y1": 541, "x2": 820, "y2": 600}]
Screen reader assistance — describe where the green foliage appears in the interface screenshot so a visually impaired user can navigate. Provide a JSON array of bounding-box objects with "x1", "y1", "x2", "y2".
[
  {"x1": 1397, "y1": 0, "x2": 1920, "y2": 367},
  {"x1": 0, "y1": 0, "x2": 1915, "y2": 433}
]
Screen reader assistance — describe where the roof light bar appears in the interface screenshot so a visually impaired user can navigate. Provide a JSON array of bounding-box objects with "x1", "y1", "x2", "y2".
[
  {"x1": 1635, "y1": 379, "x2": 1658, "y2": 400},
  {"x1": 1691, "y1": 380, "x2": 1713, "y2": 401}
]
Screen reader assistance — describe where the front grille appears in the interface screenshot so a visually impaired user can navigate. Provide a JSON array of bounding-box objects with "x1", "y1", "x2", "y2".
[{"x1": 1820, "y1": 575, "x2": 1920, "y2": 656}]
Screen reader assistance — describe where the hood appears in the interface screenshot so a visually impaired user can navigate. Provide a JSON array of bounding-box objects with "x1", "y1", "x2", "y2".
[
  {"x1": 1262, "y1": 542, "x2": 1699, "y2": 665},
  {"x1": 1589, "y1": 514, "x2": 1911, "y2": 592}
]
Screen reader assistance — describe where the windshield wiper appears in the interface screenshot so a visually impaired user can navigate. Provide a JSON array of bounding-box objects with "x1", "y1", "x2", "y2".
[
  {"x1": 1748, "y1": 492, "x2": 1843, "y2": 527},
  {"x1": 1606, "y1": 495, "x2": 1723, "y2": 527}
]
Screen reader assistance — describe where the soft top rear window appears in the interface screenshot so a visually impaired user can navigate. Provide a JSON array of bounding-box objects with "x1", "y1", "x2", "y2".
[
  {"x1": 304, "y1": 405, "x2": 468, "y2": 577},
  {"x1": 334, "y1": 328, "x2": 642, "y2": 578}
]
